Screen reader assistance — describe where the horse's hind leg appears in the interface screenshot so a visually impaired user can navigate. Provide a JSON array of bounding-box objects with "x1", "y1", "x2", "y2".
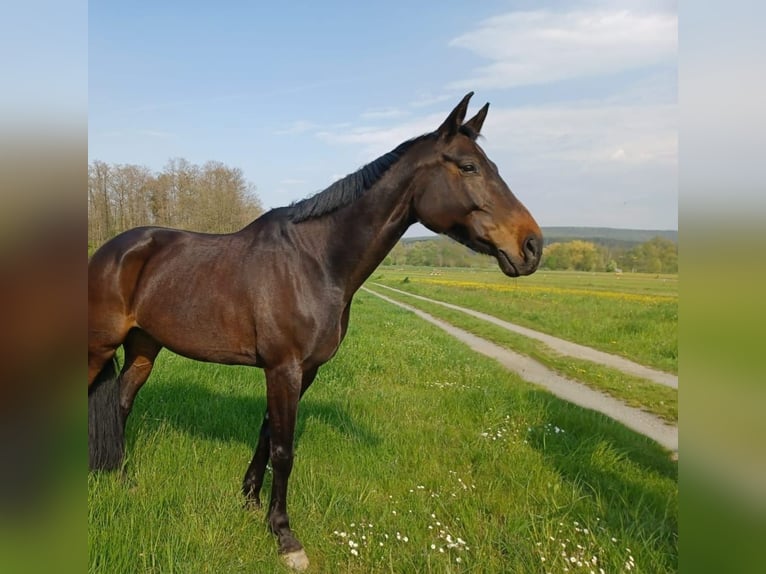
[
  {"x1": 89, "y1": 323, "x2": 129, "y2": 470},
  {"x1": 89, "y1": 327, "x2": 159, "y2": 471},
  {"x1": 119, "y1": 329, "x2": 162, "y2": 425},
  {"x1": 89, "y1": 330, "x2": 123, "y2": 387}
]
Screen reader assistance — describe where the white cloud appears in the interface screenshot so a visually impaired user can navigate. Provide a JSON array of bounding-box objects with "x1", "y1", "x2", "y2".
[
  {"x1": 315, "y1": 99, "x2": 676, "y2": 173},
  {"x1": 611, "y1": 148, "x2": 627, "y2": 161},
  {"x1": 481, "y1": 102, "x2": 677, "y2": 167},
  {"x1": 480, "y1": 102, "x2": 677, "y2": 229},
  {"x1": 360, "y1": 107, "x2": 408, "y2": 120},
  {"x1": 135, "y1": 129, "x2": 177, "y2": 139},
  {"x1": 407, "y1": 92, "x2": 456, "y2": 109},
  {"x1": 449, "y1": 9, "x2": 676, "y2": 89},
  {"x1": 275, "y1": 120, "x2": 318, "y2": 135},
  {"x1": 315, "y1": 113, "x2": 442, "y2": 161}
]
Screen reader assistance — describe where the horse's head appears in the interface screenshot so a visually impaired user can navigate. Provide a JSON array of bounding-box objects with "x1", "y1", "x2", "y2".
[{"x1": 412, "y1": 93, "x2": 543, "y2": 277}]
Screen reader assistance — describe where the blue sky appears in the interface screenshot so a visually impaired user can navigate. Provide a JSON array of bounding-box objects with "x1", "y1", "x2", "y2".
[{"x1": 89, "y1": 0, "x2": 678, "y2": 232}]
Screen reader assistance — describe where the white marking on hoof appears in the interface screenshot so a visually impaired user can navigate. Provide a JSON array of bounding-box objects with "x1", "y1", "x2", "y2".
[{"x1": 282, "y1": 549, "x2": 309, "y2": 571}]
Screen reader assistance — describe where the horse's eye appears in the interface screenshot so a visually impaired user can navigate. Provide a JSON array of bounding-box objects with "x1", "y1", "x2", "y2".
[{"x1": 460, "y1": 163, "x2": 478, "y2": 174}]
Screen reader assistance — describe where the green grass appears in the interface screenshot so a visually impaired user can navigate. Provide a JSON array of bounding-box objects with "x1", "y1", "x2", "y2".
[
  {"x1": 372, "y1": 267, "x2": 678, "y2": 374},
  {"x1": 89, "y1": 292, "x2": 677, "y2": 573},
  {"x1": 365, "y1": 284, "x2": 677, "y2": 423}
]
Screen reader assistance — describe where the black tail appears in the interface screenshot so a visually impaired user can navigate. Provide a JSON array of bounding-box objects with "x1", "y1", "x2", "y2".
[{"x1": 88, "y1": 359, "x2": 124, "y2": 471}]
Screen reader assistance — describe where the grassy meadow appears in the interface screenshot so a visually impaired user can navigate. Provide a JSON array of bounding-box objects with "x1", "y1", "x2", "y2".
[
  {"x1": 364, "y1": 272, "x2": 677, "y2": 423},
  {"x1": 370, "y1": 267, "x2": 678, "y2": 375},
  {"x1": 88, "y1": 287, "x2": 678, "y2": 573}
]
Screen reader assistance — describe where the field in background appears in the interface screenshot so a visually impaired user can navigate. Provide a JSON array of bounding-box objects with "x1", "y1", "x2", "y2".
[
  {"x1": 365, "y1": 285, "x2": 677, "y2": 423},
  {"x1": 88, "y1": 290, "x2": 678, "y2": 573},
  {"x1": 371, "y1": 267, "x2": 678, "y2": 374}
]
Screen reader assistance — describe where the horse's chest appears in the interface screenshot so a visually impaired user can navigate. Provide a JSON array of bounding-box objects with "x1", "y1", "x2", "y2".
[
  {"x1": 254, "y1": 300, "x2": 349, "y2": 368},
  {"x1": 305, "y1": 314, "x2": 347, "y2": 365},
  {"x1": 301, "y1": 300, "x2": 352, "y2": 367}
]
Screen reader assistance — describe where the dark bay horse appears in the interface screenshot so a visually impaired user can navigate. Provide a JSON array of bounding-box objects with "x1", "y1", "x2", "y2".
[{"x1": 88, "y1": 92, "x2": 542, "y2": 570}]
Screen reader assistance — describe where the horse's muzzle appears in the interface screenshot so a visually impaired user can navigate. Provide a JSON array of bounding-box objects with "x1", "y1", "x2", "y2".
[{"x1": 497, "y1": 233, "x2": 542, "y2": 277}]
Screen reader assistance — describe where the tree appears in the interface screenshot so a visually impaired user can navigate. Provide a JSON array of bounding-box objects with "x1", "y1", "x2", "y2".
[
  {"x1": 88, "y1": 160, "x2": 112, "y2": 247},
  {"x1": 88, "y1": 159, "x2": 264, "y2": 250},
  {"x1": 541, "y1": 240, "x2": 604, "y2": 271},
  {"x1": 619, "y1": 237, "x2": 677, "y2": 273}
]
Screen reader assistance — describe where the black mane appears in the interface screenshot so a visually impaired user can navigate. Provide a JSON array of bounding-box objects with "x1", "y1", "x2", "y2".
[{"x1": 284, "y1": 134, "x2": 432, "y2": 223}]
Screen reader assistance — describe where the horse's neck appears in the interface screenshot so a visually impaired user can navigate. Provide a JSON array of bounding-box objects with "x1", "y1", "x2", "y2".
[{"x1": 327, "y1": 170, "x2": 418, "y2": 298}]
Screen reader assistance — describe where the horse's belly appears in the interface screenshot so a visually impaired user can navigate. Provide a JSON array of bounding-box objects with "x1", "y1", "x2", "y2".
[{"x1": 135, "y1": 300, "x2": 259, "y2": 366}]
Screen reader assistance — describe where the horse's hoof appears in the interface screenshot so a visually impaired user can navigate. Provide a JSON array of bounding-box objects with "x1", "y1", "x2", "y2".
[{"x1": 282, "y1": 549, "x2": 309, "y2": 571}]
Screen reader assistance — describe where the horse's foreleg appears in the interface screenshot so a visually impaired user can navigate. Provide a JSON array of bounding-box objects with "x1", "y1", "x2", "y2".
[
  {"x1": 242, "y1": 410, "x2": 270, "y2": 508},
  {"x1": 243, "y1": 366, "x2": 318, "y2": 510},
  {"x1": 263, "y1": 361, "x2": 308, "y2": 570}
]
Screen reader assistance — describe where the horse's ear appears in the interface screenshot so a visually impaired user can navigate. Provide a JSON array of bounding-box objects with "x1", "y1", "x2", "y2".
[
  {"x1": 463, "y1": 103, "x2": 489, "y2": 138},
  {"x1": 437, "y1": 92, "x2": 473, "y2": 139}
]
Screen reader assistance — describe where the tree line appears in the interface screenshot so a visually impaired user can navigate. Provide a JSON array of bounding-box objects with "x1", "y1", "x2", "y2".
[
  {"x1": 384, "y1": 237, "x2": 496, "y2": 269},
  {"x1": 383, "y1": 236, "x2": 678, "y2": 274},
  {"x1": 541, "y1": 237, "x2": 677, "y2": 273},
  {"x1": 88, "y1": 158, "x2": 263, "y2": 249}
]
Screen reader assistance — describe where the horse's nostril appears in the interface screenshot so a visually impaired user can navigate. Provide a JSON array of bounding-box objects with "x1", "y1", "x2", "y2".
[{"x1": 523, "y1": 234, "x2": 541, "y2": 261}]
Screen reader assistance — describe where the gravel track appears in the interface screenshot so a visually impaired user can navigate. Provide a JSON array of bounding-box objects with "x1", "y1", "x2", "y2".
[
  {"x1": 371, "y1": 283, "x2": 677, "y2": 389},
  {"x1": 363, "y1": 285, "x2": 678, "y2": 452}
]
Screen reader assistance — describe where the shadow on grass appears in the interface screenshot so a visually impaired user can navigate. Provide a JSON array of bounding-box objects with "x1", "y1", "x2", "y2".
[
  {"x1": 126, "y1": 375, "x2": 381, "y2": 454},
  {"x1": 524, "y1": 387, "x2": 677, "y2": 475},
  {"x1": 521, "y1": 388, "x2": 678, "y2": 558}
]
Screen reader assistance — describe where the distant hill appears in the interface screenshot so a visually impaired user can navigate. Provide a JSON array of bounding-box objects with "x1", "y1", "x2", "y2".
[
  {"x1": 403, "y1": 227, "x2": 677, "y2": 249},
  {"x1": 540, "y1": 227, "x2": 677, "y2": 248}
]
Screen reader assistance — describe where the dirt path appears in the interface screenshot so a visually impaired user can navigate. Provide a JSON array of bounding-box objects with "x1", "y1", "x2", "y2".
[
  {"x1": 363, "y1": 286, "x2": 678, "y2": 452},
  {"x1": 370, "y1": 283, "x2": 678, "y2": 389}
]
